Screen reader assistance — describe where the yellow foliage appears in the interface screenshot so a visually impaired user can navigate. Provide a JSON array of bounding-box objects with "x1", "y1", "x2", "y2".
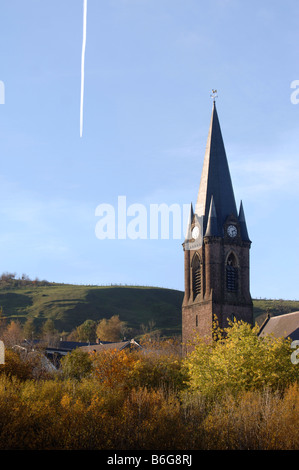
[
  {"x1": 184, "y1": 319, "x2": 299, "y2": 397},
  {"x1": 0, "y1": 372, "x2": 297, "y2": 449},
  {"x1": 0, "y1": 331, "x2": 297, "y2": 450},
  {"x1": 202, "y1": 384, "x2": 299, "y2": 450},
  {"x1": 0, "y1": 349, "x2": 33, "y2": 381},
  {"x1": 91, "y1": 349, "x2": 139, "y2": 388}
]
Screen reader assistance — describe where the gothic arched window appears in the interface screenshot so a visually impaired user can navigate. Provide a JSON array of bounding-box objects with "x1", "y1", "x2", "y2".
[
  {"x1": 192, "y1": 254, "x2": 201, "y2": 299},
  {"x1": 226, "y1": 253, "x2": 238, "y2": 292}
]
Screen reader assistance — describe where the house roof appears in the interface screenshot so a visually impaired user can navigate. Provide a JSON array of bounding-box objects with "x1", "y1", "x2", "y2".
[
  {"x1": 258, "y1": 311, "x2": 299, "y2": 341},
  {"x1": 44, "y1": 340, "x2": 110, "y2": 356},
  {"x1": 21, "y1": 339, "x2": 142, "y2": 356},
  {"x1": 79, "y1": 339, "x2": 142, "y2": 353},
  {"x1": 57, "y1": 340, "x2": 98, "y2": 350}
]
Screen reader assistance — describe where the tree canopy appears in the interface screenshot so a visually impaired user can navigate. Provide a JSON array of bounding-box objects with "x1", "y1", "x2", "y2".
[
  {"x1": 184, "y1": 319, "x2": 299, "y2": 398},
  {"x1": 96, "y1": 315, "x2": 127, "y2": 342}
]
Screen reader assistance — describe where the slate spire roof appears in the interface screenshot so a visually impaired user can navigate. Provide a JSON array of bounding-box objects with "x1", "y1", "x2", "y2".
[
  {"x1": 195, "y1": 101, "x2": 238, "y2": 236},
  {"x1": 184, "y1": 202, "x2": 194, "y2": 240},
  {"x1": 238, "y1": 200, "x2": 250, "y2": 241},
  {"x1": 204, "y1": 195, "x2": 219, "y2": 237}
]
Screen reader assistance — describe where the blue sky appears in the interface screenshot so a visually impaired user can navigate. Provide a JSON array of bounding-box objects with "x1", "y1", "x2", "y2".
[{"x1": 0, "y1": 0, "x2": 298, "y2": 300}]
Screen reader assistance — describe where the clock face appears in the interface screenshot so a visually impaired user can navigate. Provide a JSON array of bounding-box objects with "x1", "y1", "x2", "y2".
[
  {"x1": 192, "y1": 226, "x2": 200, "y2": 239},
  {"x1": 227, "y1": 225, "x2": 237, "y2": 238}
]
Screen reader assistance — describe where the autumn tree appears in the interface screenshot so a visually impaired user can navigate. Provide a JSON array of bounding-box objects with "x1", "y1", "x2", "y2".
[
  {"x1": 60, "y1": 348, "x2": 93, "y2": 381},
  {"x1": 41, "y1": 319, "x2": 60, "y2": 346},
  {"x1": 23, "y1": 318, "x2": 36, "y2": 341},
  {"x1": 96, "y1": 315, "x2": 127, "y2": 342},
  {"x1": 184, "y1": 319, "x2": 299, "y2": 398},
  {"x1": 140, "y1": 319, "x2": 161, "y2": 341},
  {"x1": 0, "y1": 349, "x2": 33, "y2": 381},
  {"x1": 91, "y1": 348, "x2": 139, "y2": 388},
  {"x1": 42, "y1": 318, "x2": 56, "y2": 335},
  {"x1": 1, "y1": 320, "x2": 23, "y2": 348},
  {"x1": 75, "y1": 319, "x2": 97, "y2": 343},
  {"x1": 129, "y1": 351, "x2": 187, "y2": 392}
]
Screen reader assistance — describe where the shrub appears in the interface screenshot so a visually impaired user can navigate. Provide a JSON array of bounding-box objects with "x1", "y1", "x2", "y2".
[
  {"x1": 128, "y1": 351, "x2": 187, "y2": 392},
  {"x1": 0, "y1": 349, "x2": 33, "y2": 381},
  {"x1": 202, "y1": 384, "x2": 299, "y2": 450},
  {"x1": 184, "y1": 319, "x2": 299, "y2": 398},
  {"x1": 91, "y1": 349, "x2": 139, "y2": 389},
  {"x1": 60, "y1": 349, "x2": 93, "y2": 381},
  {"x1": 91, "y1": 348, "x2": 187, "y2": 393}
]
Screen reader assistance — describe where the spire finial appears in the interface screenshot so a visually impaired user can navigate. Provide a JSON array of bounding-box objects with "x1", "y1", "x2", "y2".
[{"x1": 210, "y1": 89, "x2": 218, "y2": 103}]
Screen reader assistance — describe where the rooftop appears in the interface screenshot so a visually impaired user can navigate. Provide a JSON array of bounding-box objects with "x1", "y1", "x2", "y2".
[{"x1": 258, "y1": 311, "x2": 299, "y2": 341}]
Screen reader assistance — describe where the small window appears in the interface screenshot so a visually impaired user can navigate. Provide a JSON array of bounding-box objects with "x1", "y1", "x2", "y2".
[
  {"x1": 226, "y1": 253, "x2": 238, "y2": 292},
  {"x1": 196, "y1": 315, "x2": 198, "y2": 327}
]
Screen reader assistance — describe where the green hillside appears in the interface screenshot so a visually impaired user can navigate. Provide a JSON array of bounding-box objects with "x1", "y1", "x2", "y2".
[
  {"x1": 0, "y1": 283, "x2": 183, "y2": 337},
  {"x1": 0, "y1": 281, "x2": 298, "y2": 337},
  {"x1": 252, "y1": 298, "x2": 299, "y2": 326}
]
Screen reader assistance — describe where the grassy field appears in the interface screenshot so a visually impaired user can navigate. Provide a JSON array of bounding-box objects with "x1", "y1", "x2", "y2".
[
  {"x1": 0, "y1": 283, "x2": 183, "y2": 336},
  {"x1": 0, "y1": 281, "x2": 298, "y2": 337}
]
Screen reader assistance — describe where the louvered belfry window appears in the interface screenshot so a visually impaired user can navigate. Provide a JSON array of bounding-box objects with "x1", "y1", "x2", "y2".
[
  {"x1": 192, "y1": 254, "x2": 201, "y2": 299},
  {"x1": 226, "y1": 253, "x2": 238, "y2": 292}
]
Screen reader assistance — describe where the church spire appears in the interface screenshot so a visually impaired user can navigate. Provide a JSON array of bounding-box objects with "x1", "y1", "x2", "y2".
[
  {"x1": 195, "y1": 101, "x2": 238, "y2": 236},
  {"x1": 182, "y1": 99, "x2": 253, "y2": 351}
]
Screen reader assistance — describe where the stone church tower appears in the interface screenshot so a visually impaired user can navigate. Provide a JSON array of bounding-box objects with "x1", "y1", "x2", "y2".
[{"x1": 182, "y1": 101, "x2": 253, "y2": 351}]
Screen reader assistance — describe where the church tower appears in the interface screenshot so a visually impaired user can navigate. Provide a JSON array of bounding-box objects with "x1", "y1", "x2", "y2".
[{"x1": 182, "y1": 100, "x2": 253, "y2": 351}]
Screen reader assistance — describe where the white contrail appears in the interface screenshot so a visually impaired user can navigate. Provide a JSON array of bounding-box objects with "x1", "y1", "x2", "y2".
[{"x1": 80, "y1": 0, "x2": 87, "y2": 137}]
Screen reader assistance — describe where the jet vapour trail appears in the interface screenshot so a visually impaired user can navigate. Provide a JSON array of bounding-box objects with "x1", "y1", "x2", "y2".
[{"x1": 80, "y1": 0, "x2": 87, "y2": 137}]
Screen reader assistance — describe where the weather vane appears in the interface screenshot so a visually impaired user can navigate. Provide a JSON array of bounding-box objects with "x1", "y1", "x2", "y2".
[{"x1": 210, "y1": 89, "x2": 218, "y2": 102}]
